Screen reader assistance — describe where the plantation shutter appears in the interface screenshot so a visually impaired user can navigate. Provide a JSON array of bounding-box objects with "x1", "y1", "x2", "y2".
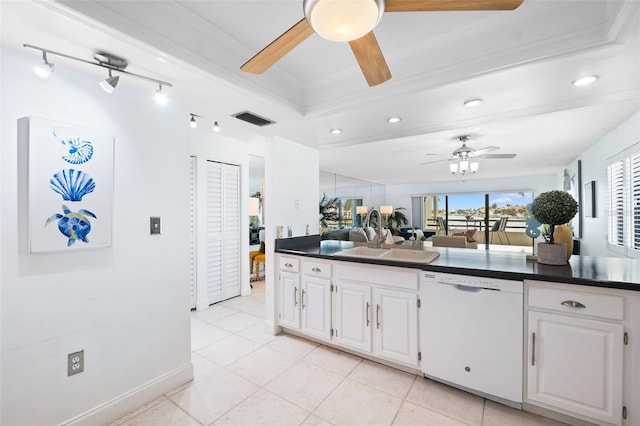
[{"x1": 189, "y1": 156, "x2": 197, "y2": 309}]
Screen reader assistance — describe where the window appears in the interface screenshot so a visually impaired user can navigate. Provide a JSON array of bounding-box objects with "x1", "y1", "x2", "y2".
[{"x1": 607, "y1": 142, "x2": 640, "y2": 257}]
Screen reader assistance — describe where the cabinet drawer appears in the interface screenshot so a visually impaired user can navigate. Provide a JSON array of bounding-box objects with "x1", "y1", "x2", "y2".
[
  {"x1": 279, "y1": 256, "x2": 300, "y2": 272},
  {"x1": 302, "y1": 260, "x2": 332, "y2": 278},
  {"x1": 528, "y1": 286, "x2": 623, "y2": 321}
]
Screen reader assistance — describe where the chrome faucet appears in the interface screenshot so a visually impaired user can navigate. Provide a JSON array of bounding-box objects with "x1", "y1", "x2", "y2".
[{"x1": 364, "y1": 208, "x2": 388, "y2": 248}]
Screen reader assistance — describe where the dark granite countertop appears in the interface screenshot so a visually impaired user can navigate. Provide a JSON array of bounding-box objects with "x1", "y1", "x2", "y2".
[{"x1": 275, "y1": 236, "x2": 640, "y2": 291}]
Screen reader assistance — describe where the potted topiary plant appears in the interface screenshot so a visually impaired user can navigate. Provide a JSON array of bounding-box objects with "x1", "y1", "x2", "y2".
[{"x1": 530, "y1": 190, "x2": 578, "y2": 265}]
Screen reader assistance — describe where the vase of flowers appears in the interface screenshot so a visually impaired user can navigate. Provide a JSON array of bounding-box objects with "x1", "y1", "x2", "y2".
[{"x1": 530, "y1": 190, "x2": 578, "y2": 265}]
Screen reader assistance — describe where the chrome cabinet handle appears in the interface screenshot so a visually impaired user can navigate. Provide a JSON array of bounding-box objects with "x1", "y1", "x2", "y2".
[
  {"x1": 294, "y1": 287, "x2": 298, "y2": 307},
  {"x1": 285, "y1": 263, "x2": 293, "y2": 268},
  {"x1": 531, "y1": 332, "x2": 536, "y2": 366},
  {"x1": 302, "y1": 289, "x2": 306, "y2": 309},
  {"x1": 366, "y1": 302, "x2": 370, "y2": 326},
  {"x1": 376, "y1": 304, "x2": 381, "y2": 329},
  {"x1": 312, "y1": 267, "x2": 321, "y2": 273},
  {"x1": 561, "y1": 300, "x2": 586, "y2": 309}
]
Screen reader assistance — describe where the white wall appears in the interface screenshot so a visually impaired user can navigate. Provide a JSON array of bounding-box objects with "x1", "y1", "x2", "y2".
[
  {"x1": 576, "y1": 111, "x2": 640, "y2": 256},
  {"x1": 1, "y1": 46, "x2": 192, "y2": 424},
  {"x1": 264, "y1": 137, "x2": 319, "y2": 332}
]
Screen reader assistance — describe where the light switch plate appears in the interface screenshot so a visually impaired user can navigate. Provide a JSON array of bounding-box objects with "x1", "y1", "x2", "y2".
[{"x1": 150, "y1": 217, "x2": 161, "y2": 234}]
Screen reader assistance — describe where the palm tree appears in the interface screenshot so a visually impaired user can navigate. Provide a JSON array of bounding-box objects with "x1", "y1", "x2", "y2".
[{"x1": 386, "y1": 208, "x2": 409, "y2": 235}]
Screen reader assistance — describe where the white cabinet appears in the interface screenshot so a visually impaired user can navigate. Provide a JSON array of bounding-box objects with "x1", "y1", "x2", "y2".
[
  {"x1": 301, "y1": 260, "x2": 332, "y2": 341},
  {"x1": 278, "y1": 256, "x2": 332, "y2": 341},
  {"x1": 333, "y1": 280, "x2": 372, "y2": 353},
  {"x1": 526, "y1": 282, "x2": 625, "y2": 426},
  {"x1": 333, "y1": 262, "x2": 420, "y2": 368},
  {"x1": 373, "y1": 287, "x2": 419, "y2": 367}
]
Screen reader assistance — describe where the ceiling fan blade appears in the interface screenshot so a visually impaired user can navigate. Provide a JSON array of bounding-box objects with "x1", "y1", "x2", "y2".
[
  {"x1": 479, "y1": 153, "x2": 517, "y2": 159},
  {"x1": 421, "y1": 158, "x2": 451, "y2": 165},
  {"x1": 385, "y1": 0, "x2": 524, "y2": 12},
  {"x1": 348, "y1": 32, "x2": 391, "y2": 87},
  {"x1": 241, "y1": 18, "x2": 314, "y2": 74},
  {"x1": 470, "y1": 146, "x2": 499, "y2": 156}
]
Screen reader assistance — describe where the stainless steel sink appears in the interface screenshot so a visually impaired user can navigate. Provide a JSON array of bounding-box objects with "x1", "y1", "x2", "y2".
[{"x1": 337, "y1": 247, "x2": 440, "y2": 264}]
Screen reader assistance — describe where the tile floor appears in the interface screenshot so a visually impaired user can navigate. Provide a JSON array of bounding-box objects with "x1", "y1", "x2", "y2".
[{"x1": 111, "y1": 281, "x2": 567, "y2": 426}]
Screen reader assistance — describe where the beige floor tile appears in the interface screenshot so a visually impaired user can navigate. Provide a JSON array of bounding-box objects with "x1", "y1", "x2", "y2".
[
  {"x1": 244, "y1": 305, "x2": 266, "y2": 318},
  {"x1": 197, "y1": 334, "x2": 261, "y2": 367},
  {"x1": 192, "y1": 304, "x2": 238, "y2": 323},
  {"x1": 266, "y1": 360, "x2": 343, "y2": 411},
  {"x1": 190, "y1": 317, "x2": 208, "y2": 331},
  {"x1": 314, "y1": 378, "x2": 403, "y2": 426},
  {"x1": 483, "y1": 400, "x2": 569, "y2": 426},
  {"x1": 212, "y1": 388, "x2": 309, "y2": 426},
  {"x1": 392, "y1": 401, "x2": 468, "y2": 426},
  {"x1": 191, "y1": 324, "x2": 231, "y2": 351},
  {"x1": 406, "y1": 378, "x2": 484, "y2": 426},
  {"x1": 236, "y1": 321, "x2": 277, "y2": 345},
  {"x1": 109, "y1": 396, "x2": 169, "y2": 425},
  {"x1": 190, "y1": 352, "x2": 218, "y2": 382},
  {"x1": 219, "y1": 295, "x2": 264, "y2": 312},
  {"x1": 119, "y1": 398, "x2": 199, "y2": 426},
  {"x1": 168, "y1": 369, "x2": 258, "y2": 425},
  {"x1": 227, "y1": 346, "x2": 298, "y2": 385},
  {"x1": 303, "y1": 345, "x2": 362, "y2": 377},
  {"x1": 300, "y1": 414, "x2": 334, "y2": 426},
  {"x1": 213, "y1": 311, "x2": 263, "y2": 333},
  {"x1": 267, "y1": 333, "x2": 319, "y2": 358},
  {"x1": 348, "y1": 359, "x2": 417, "y2": 399}
]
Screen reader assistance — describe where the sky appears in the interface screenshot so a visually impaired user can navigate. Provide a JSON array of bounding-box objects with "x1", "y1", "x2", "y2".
[{"x1": 444, "y1": 192, "x2": 534, "y2": 210}]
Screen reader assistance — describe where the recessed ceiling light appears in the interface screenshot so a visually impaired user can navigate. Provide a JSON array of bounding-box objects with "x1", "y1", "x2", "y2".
[
  {"x1": 572, "y1": 75, "x2": 599, "y2": 87},
  {"x1": 330, "y1": 128, "x2": 343, "y2": 135},
  {"x1": 387, "y1": 117, "x2": 401, "y2": 123},
  {"x1": 463, "y1": 98, "x2": 484, "y2": 108}
]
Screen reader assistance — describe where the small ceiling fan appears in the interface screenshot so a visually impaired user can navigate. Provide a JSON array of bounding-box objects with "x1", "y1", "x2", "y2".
[
  {"x1": 421, "y1": 135, "x2": 517, "y2": 166},
  {"x1": 241, "y1": 0, "x2": 525, "y2": 87}
]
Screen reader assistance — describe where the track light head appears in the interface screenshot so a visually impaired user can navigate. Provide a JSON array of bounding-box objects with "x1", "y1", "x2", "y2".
[
  {"x1": 33, "y1": 51, "x2": 54, "y2": 79},
  {"x1": 213, "y1": 121, "x2": 220, "y2": 132},
  {"x1": 99, "y1": 70, "x2": 119, "y2": 94},
  {"x1": 155, "y1": 84, "x2": 168, "y2": 105},
  {"x1": 189, "y1": 114, "x2": 198, "y2": 129}
]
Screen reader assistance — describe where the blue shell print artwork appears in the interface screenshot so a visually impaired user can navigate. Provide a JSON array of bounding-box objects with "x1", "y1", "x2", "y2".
[
  {"x1": 49, "y1": 169, "x2": 95, "y2": 201},
  {"x1": 25, "y1": 116, "x2": 114, "y2": 253},
  {"x1": 45, "y1": 205, "x2": 97, "y2": 246},
  {"x1": 54, "y1": 130, "x2": 94, "y2": 164}
]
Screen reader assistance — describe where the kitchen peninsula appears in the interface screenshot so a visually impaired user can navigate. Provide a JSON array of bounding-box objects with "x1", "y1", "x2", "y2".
[{"x1": 274, "y1": 235, "x2": 640, "y2": 426}]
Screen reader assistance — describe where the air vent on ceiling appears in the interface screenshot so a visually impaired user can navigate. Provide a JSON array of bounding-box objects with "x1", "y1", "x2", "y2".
[{"x1": 232, "y1": 111, "x2": 275, "y2": 127}]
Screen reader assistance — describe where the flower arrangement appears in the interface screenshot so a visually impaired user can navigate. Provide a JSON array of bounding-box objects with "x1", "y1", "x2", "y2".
[{"x1": 530, "y1": 190, "x2": 578, "y2": 244}]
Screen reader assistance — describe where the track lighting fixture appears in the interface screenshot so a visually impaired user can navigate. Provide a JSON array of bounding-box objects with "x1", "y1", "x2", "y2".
[
  {"x1": 189, "y1": 114, "x2": 201, "y2": 129},
  {"x1": 33, "y1": 51, "x2": 54, "y2": 79},
  {"x1": 213, "y1": 121, "x2": 220, "y2": 132},
  {"x1": 23, "y1": 43, "x2": 172, "y2": 98},
  {"x1": 155, "y1": 84, "x2": 168, "y2": 105},
  {"x1": 99, "y1": 69, "x2": 119, "y2": 94}
]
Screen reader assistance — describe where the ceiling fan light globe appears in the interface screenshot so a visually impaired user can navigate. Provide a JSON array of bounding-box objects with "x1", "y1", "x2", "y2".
[
  {"x1": 470, "y1": 162, "x2": 479, "y2": 173},
  {"x1": 450, "y1": 163, "x2": 458, "y2": 174},
  {"x1": 304, "y1": 0, "x2": 384, "y2": 42}
]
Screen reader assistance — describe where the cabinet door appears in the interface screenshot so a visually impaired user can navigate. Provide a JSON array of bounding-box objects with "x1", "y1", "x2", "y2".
[
  {"x1": 373, "y1": 288, "x2": 419, "y2": 367},
  {"x1": 527, "y1": 311, "x2": 623, "y2": 426},
  {"x1": 301, "y1": 276, "x2": 332, "y2": 341},
  {"x1": 333, "y1": 280, "x2": 372, "y2": 353},
  {"x1": 279, "y1": 271, "x2": 300, "y2": 330}
]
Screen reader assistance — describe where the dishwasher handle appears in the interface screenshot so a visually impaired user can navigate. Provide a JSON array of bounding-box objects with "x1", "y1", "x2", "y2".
[{"x1": 448, "y1": 283, "x2": 500, "y2": 292}]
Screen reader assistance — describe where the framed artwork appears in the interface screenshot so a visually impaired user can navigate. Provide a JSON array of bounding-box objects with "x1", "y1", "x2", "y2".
[
  {"x1": 563, "y1": 159, "x2": 582, "y2": 238},
  {"x1": 25, "y1": 117, "x2": 114, "y2": 252},
  {"x1": 584, "y1": 180, "x2": 596, "y2": 218}
]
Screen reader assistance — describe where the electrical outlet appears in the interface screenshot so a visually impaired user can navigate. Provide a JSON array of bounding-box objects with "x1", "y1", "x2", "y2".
[{"x1": 67, "y1": 350, "x2": 84, "y2": 376}]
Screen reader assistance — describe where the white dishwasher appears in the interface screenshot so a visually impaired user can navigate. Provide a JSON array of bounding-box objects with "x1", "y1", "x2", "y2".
[{"x1": 420, "y1": 272, "x2": 523, "y2": 407}]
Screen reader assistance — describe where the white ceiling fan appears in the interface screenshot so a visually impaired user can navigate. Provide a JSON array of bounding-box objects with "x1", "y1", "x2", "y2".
[{"x1": 421, "y1": 135, "x2": 517, "y2": 174}]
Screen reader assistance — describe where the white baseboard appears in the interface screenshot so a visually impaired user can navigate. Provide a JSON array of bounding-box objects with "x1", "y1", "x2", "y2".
[
  {"x1": 63, "y1": 362, "x2": 193, "y2": 426},
  {"x1": 263, "y1": 319, "x2": 281, "y2": 336}
]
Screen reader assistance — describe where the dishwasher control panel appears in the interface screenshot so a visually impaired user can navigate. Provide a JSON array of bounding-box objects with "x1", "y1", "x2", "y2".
[{"x1": 422, "y1": 272, "x2": 523, "y2": 293}]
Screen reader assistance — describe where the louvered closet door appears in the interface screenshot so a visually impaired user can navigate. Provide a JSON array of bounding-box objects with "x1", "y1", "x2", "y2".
[
  {"x1": 189, "y1": 156, "x2": 197, "y2": 309},
  {"x1": 221, "y1": 163, "x2": 240, "y2": 299},
  {"x1": 206, "y1": 161, "x2": 241, "y2": 304}
]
